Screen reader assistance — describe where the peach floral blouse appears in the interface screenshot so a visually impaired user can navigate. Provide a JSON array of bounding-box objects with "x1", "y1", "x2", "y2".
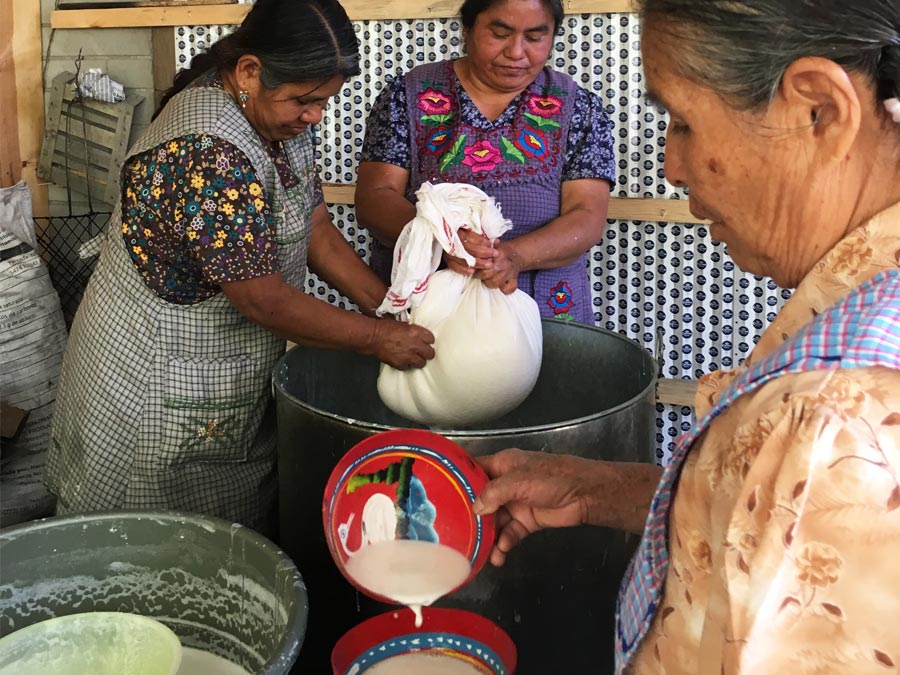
[{"x1": 632, "y1": 200, "x2": 900, "y2": 675}]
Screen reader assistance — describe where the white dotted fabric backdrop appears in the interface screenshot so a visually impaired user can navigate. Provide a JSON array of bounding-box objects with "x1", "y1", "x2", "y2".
[{"x1": 175, "y1": 14, "x2": 792, "y2": 464}]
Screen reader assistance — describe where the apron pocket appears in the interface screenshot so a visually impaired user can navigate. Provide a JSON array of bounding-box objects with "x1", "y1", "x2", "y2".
[{"x1": 160, "y1": 355, "x2": 259, "y2": 465}]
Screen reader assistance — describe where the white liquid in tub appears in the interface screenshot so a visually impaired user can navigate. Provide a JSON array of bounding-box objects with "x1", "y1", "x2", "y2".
[
  {"x1": 344, "y1": 539, "x2": 471, "y2": 627},
  {"x1": 366, "y1": 652, "x2": 491, "y2": 674},
  {"x1": 175, "y1": 647, "x2": 252, "y2": 675}
]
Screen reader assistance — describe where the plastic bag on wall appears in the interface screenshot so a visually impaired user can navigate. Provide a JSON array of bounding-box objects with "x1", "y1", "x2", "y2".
[
  {"x1": 376, "y1": 183, "x2": 542, "y2": 428},
  {"x1": 0, "y1": 181, "x2": 67, "y2": 526}
]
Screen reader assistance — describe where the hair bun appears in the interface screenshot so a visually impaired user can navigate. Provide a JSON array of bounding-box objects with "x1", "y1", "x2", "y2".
[{"x1": 877, "y1": 40, "x2": 900, "y2": 100}]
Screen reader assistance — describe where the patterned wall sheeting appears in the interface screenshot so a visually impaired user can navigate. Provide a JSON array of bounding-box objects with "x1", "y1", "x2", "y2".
[{"x1": 175, "y1": 14, "x2": 792, "y2": 463}]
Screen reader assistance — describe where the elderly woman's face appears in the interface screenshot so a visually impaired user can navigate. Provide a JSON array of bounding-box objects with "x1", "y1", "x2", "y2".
[
  {"x1": 463, "y1": 0, "x2": 555, "y2": 93},
  {"x1": 250, "y1": 74, "x2": 345, "y2": 142},
  {"x1": 642, "y1": 29, "x2": 858, "y2": 288}
]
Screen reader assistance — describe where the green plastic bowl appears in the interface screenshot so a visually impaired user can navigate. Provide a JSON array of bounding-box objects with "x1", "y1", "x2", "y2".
[{"x1": 0, "y1": 611, "x2": 183, "y2": 675}]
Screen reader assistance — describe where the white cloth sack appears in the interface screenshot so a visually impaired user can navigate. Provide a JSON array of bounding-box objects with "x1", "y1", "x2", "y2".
[
  {"x1": 0, "y1": 181, "x2": 66, "y2": 525},
  {"x1": 376, "y1": 182, "x2": 542, "y2": 428}
]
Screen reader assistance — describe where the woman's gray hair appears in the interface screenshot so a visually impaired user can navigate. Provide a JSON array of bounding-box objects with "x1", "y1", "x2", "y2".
[{"x1": 637, "y1": 0, "x2": 900, "y2": 111}]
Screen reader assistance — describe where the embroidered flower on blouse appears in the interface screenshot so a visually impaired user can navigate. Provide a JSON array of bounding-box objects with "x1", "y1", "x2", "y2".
[
  {"x1": 687, "y1": 532, "x2": 713, "y2": 574},
  {"x1": 417, "y1": 87, "x2": 453, "y2": 116},
  {"x1": 818, "y1": 373, "x2": 868, "y2": 418},
  {"x1": 514, "y1": 126, "x2": 549, "y2": 159},
  {"x1": 722, "y1": 416, "x2": 775, "y2": 482},
  {"x1": 462, "y1": 139, "x2": 503, "y2": 172},
  {"x1": 526, "y1": 92, "x2": 564, "y2": 118},
  {"x1": 796, "y1": 542, "x2": 843, "y2": 588},
  {"x1": 547, "y1": 280, "x2": 575, "y2": 315},
  {"x1": 831, "y1": 239, "x2": 873, "y2": 277},
  {"x1": 425, "y1": 127, "x2": 454, "y2": 154}
]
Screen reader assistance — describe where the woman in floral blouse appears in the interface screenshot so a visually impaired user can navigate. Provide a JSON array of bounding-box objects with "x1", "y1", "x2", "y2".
[
  {"x1": 356, "y1": 0, "x2": 615, "y2": 324},
  {"x1": 46, "y1": 0, "x2": 435, "y2": 533},
  {"x1": 473, "y1": 0, "x2": 900, "y2": 673}
]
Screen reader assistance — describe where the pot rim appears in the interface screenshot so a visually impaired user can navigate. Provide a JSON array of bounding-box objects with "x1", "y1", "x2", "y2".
[{"x1": 273, "y1": 322, "x2": 658, "y2": 437}]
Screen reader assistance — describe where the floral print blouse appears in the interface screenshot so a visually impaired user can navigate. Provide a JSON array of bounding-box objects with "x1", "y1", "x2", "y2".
[
  {"x1": 120, "y1": 75, "x2": 323, "y2": 305},
  {"x1": 360, "y1": 66, "x2": 616, "y2": 185},
  {"x1": 631, "y1": 200, "x2": 900, "y2": 674}
]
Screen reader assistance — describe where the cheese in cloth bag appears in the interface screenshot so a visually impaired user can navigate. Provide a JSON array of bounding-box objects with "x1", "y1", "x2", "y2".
[{"x1": 376, "y1": 182, "x2": 542, "y2": 428}]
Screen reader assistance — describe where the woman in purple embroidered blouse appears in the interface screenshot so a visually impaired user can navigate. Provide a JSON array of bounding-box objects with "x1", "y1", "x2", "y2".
[{"x1": 356, "y1": 0, "x2": 616, "y2": 324}]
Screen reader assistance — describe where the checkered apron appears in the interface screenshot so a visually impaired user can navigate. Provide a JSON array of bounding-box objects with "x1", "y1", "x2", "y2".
[
  {"x1": 615, "y1": 268, "x2": 900, "y2": 673},
  {"x1": 45, "y1": 84, "x2": 316, "y2": 530}
]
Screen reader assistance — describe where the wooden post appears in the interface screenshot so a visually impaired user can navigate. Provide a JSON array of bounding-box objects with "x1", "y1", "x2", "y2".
[
  {"x1": 151, "y1": 26, "x2": 177, "y2": 112},
  {"x1": 0, "y1": 0, "x2": 48, "y2": 216}
]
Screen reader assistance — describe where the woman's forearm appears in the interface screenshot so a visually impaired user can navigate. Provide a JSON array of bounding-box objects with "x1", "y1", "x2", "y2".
[
  {"x1": 306, "y1": 203, "x2": 389, "y2": 316},
  {"x1": 222, "y1": 273, "x2": 380, "y2": 352},
  {"x1": 585, "y1": 461, "x2": 662, "y2": 534},
  {"x1": 355, "y1": 162, "x2": 417, "y2": 246}
]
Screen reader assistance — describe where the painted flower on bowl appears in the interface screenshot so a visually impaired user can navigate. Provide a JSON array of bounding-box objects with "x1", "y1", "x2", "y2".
[
  {"x1": 513, "y1": 126, "x2": 548, "y2": 159},
  {"x1": 425, "y1": 127, "x2": 454, "y2": 154},
  {"x1": 417, "y1": 88, "x2": 453, "y2": 116},
  {"x1": 463, "y1": 140, "x2": 502, "y2": 173},
  {"x1": 547, "y1": 281, "x2": 574, "y2": 315},
  {"x1": 526, "y1": 93, "x2": 563, "y2": 118}
]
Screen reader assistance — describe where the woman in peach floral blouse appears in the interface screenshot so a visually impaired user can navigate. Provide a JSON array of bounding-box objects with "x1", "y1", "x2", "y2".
[{"x1": 474, "y1": 1, "x2": 900, "y2": 673}]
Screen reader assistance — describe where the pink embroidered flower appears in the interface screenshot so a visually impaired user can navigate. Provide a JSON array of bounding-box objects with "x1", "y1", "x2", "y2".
[
  {"x1": 462, "y1": 140, "x2": 502, "y2": 172},
  {"x1": 417, "y1": 88, "x2": 452, "y2": 116},
  {"x1": 526, "y1": 93, "x2": 564, "y2": 118}
]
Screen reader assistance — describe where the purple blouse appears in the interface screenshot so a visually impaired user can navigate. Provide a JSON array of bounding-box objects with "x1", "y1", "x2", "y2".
[{"x1": 361, "y1": 67, "x2": 616, "y2": 184}]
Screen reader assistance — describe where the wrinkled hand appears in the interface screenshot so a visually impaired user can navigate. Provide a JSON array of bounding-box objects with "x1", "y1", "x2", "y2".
[
  {"x1": 444, "y1": 232, "x2": 519, "y2": 294},
  {"x1": 444, "y1": 229, "x2": 498, "y2": 277},
  {"x1": 474, "y1": 240, "x2": 521, "y2": 294},
  {"x1": 371, "y1": 319, "x2": 435, "y2": 370},
  {"x1": 473, "y1": 449, "x2": 602, "y2": 566}
]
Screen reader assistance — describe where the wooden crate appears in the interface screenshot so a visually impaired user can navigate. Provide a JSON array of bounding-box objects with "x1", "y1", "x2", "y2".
[{"x1": 38, "y1": 72, "x2": 144, "y2": 207}]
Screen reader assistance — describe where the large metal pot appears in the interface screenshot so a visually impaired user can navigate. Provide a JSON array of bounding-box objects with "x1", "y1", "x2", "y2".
[
  {"x1": 274, "y1": 320, "x2": 656, "y2": 674},
  {"x1": 0, "y1": 512, "x2": 308, "y2": 675}
]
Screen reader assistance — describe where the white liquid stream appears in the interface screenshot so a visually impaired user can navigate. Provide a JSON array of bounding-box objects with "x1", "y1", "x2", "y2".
[
  {"x1": 175, "y1": 647, "x2": 251, "y2": 675},
  {"x1": 366, "y1": 652, "x2": 490, "y2": 674},
  {"x1": 344, "y1": 540, "x2": 471, "y2": 627}
]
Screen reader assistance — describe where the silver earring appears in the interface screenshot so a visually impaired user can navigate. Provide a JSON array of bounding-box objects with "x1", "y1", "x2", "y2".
[{"x1": 239, "y1": 90, "x2": 249, "y2": 108}]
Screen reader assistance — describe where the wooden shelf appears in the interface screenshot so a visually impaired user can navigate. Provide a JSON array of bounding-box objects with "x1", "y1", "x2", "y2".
[
  {"x1": 656, "y1": 378, "x2": 699, "y2": 407},
  {"x1": 322, "y1": 184, "x2": 703, "y2": 224},
  {"x1": 51, "y1": 3, "x2": 247, "y2": 27},
  {"x1": 51, "y1": 0, "x2": 638, "y2": 28}
]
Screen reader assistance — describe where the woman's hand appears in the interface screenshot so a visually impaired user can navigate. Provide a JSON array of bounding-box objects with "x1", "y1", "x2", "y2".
[
  {"x1": 444, "y1": 229, "x2": 498, "y2": 275},
  {"x1": 474, "y1": 240, "x2": 521, "y2": 294},
  {"x1": 370, "y1": 319, "x2": 435, "y2": 370},
  {"x1": 444, "y1": 230, "x2": 518, "y2": 294},
  {"x1": 473, "y1": 449, "x2": 606, "y2": 566}
]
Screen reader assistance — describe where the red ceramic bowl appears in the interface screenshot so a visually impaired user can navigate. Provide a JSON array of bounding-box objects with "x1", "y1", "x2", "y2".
[
  {"x1": 332, "y1": 607, "x2": 517, "y2": 675},
  {"x1": 322, "y1": 429, "x2": 495, "y2": 604}
]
